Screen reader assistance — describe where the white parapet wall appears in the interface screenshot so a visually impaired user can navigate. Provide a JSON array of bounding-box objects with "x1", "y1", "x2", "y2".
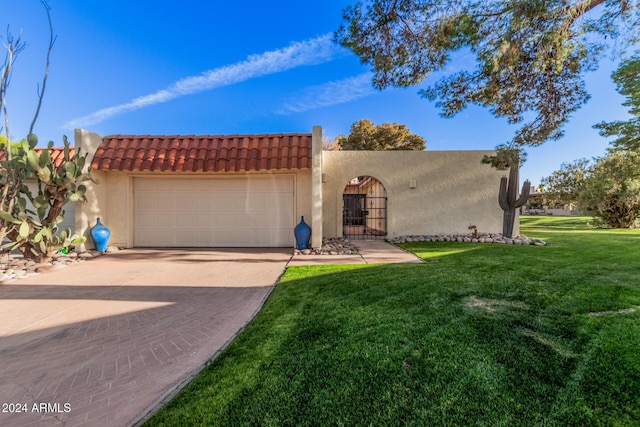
[{"x1": 321, "y1": 150, "x2": 508, "y2": 238}]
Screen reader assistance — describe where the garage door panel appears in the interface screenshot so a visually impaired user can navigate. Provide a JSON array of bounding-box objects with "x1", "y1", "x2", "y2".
[
  {"x1": 174, "y1": 179, "x2": 208, "y2": 192},
  {"x1": 136, "y1": 229, "x2": 175, "y2": 246},
  {"x1": 135, "y1": 179, "x2": 169, "y2": 191},
  {"x1": 175, "y1": 194, "x2": 201, "y2": 208},
  {"x1": 191, "y1": 231, "x2": 216, "y2": 246},
  {"x1": 251, "y1": 215, "x2": 288, "y2": 228},
  {"x1": 248, "y1": 177, "x2": 293, "y2": 192},
  {"x1": 156, "y1": 212, "x2": 179, "y2": 228},
  {"x1": 134, "y1": 177, "x2": 295, "y2": 247},
  {"x1": 193, "y1": 213, "x2": 214, "y2": 228},
  {"x1": 136, "y1": 195, "x2": 160, "y2": 211},
  {"x1": 220, "y1": 194, "x2": 253, "y2": 210},
  {"x1": 175, "y1": 230, "x2": 200, "y2": 246},
  {"x1": 215, "y1": 229, "x2": 252, "y2": 245},
  {"x1": 212, "y1": 212, "x2": 253, "y2": 228},
  {"x1": 211, "y1": 178, "x2": 249, "y2": 193},
  {"x1": 252, "y1": 230, "x2": 291, "y2": 245},
  {"x1": 155, "y1": 195, "x2": 177, "y2": 210},
  {"x1": 249, "y1": 193, "x2": 280, "y2": 209},
  {"x1": 259, "y1": 194, "x2": 294, "y2": 212}
]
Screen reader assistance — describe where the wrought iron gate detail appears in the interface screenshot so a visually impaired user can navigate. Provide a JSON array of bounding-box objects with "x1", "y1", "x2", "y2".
[{"x1": 342, "y1": 176, "x2": 387, "y2": 240}]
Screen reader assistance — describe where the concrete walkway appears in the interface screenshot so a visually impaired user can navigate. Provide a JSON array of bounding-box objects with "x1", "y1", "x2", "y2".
[{"x1": 287, "y1": 240, "x2": 424, "y2": 266}]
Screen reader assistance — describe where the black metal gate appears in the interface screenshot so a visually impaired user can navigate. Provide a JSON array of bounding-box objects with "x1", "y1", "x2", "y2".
[{"x1": 342, "y1": 176, "x2": 387, "y2": 240}]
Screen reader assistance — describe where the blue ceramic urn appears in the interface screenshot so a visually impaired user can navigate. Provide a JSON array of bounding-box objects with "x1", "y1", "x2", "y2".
[
  {"x1": 294, "y1": 216, "x2": 311, "y2": 250},
  {"x1": 90, "y1": 218, "x2": 111, "y2": 252}
]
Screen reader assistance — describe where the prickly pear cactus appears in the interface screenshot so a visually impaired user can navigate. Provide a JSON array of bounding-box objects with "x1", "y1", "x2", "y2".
[{"x1": 3, "y1": 135, "x2": 95, "y2": 263}]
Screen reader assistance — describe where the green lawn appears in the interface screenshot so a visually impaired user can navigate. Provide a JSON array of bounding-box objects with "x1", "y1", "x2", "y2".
[{"x1": 145, "y1": 217, "x2": 640, "y2": 426}]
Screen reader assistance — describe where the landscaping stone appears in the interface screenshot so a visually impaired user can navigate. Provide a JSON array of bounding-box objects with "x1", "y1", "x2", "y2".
[
  {"x1": 387, "y1": 232, "x2": 542, "y2": 246},
  {"x1": 0, "y1": 248, "x2": 113, "y2": 284},
  {"x1": 294, "y1": 237, "x2": 360, "y2": 255},
  {"x1": 36, "y1": 264, "x2": 57, "y2": 273}
]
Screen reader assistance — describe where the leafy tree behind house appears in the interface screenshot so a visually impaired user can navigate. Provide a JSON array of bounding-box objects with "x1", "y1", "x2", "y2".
[
  {"x1": 593, "y1": 55, "x2": 640, "y2": 152},
  {"x1": 540, "y1": 158, "x2": 591, "y2": 207},
  {"x1": 578, "y1": 152, "x2": 640, "y2": 228},
  {"x1": 541, "y1": 54, "x2": 640, "y2": 228},
  {"x1": 334, "y1": 119, "x2": 426, "y2": 151},
  {"x1": 540, "y1": 154, "x2": 640, "y2": 228},
  {"x1": 335, "y1": 0, "x2": 639, "y2": 159},
  {"x1": 578, "y1": 54, "x2": 640, "y2": 228}
]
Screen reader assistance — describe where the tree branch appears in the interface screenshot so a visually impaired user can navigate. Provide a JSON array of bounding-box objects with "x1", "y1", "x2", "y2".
[
  {"x1": 28, "y1": 0, "x2": 56, "y2": 140},
  {"x1": 1, "y1": 36, "x2": 24, "y2": 144}
]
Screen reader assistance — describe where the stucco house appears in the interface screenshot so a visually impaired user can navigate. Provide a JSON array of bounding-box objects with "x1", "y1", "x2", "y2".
[{"x1": 69, "y1": 126, "x2": 508, "y2": 250}]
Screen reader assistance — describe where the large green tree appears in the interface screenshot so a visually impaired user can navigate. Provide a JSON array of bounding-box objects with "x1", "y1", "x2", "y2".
[
  {"x1": 541, "y1": 153, "x2": 640, "y2": 227},
  {"x1": 540, "y1": 158, "x2": 591, "y2": 206},
  {"x1": 334, "y1": 119, "x2": 426, "y2": 150},
  {"x1": 593, "y1": 54, "x2": 640, "y2": 151},
  {"x1": 578, "y1": 151, "x2": 640, "y2": 228},
  {"x1": 336, "y1": 0, "x2": 639, "y2": 154}
]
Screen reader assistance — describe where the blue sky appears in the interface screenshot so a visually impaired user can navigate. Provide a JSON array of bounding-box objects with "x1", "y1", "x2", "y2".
[{"x1": 3, "y1": 0, "x2": 631, "y2": 185}]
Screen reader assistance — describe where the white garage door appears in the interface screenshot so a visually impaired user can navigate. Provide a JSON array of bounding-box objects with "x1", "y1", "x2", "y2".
[{"x1": 134, "y1": 176, "x2": 294, "y2": 247}]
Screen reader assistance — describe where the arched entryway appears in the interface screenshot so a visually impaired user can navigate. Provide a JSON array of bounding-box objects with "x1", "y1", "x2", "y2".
[{"x1": 342, "y1": 176, "x2": 387, "y2": 240}]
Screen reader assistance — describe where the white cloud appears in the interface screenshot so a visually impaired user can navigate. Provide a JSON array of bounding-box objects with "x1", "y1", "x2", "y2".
[
  {"x1": 280, "y1": 73, "x2": 376, "y2": 113},
  {"x1": 63, "y1": 33, "x2": 340, "y2": 129}
]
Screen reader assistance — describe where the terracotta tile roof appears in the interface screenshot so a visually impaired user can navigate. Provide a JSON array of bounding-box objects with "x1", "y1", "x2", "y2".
[
  {"x1": 0, "y1": 147, "x2": 74, "y2": 169},
  {"x1": 92, "y1": 134, "x2": 312, "y2": 172},
  {"x1": 43, "y1": 147, "x2": 75, "y2": 169}
]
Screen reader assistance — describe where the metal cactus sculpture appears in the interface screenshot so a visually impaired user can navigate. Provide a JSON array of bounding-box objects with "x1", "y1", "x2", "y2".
[{"x1": 498, "y1": 165, "x2": 530, "y2": 238}]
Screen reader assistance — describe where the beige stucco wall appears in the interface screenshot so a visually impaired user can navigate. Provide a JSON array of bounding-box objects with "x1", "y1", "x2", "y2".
[
  {"x1": 322, "y1": 150, "x2": 509, "y2": 238},
  {"x1": 74, "y1": 129, "x2": 106, "y2": 251},
  {"x1": 310, "y1": 126, "x2": 323, "y2": 249}
]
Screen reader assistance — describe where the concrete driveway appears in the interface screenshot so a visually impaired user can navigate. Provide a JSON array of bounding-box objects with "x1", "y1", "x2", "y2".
[{"x1": 0, "y1": 248, "x2": 291, "y2": 427}]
